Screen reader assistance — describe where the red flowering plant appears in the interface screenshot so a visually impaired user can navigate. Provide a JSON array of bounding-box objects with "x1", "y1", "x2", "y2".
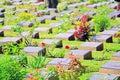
[
  {"x1": 41, "y1": 42, "x2": 46, "y2": 47},
  {"x1": 74, "y1": 15, "x2": 90, "y2": 41},
  {"x1": 65, "y1": 45, "x2": 70, "y2": 49},
  {"x1": 54, "y1": 57, "x2": 86, "y2": 80}
]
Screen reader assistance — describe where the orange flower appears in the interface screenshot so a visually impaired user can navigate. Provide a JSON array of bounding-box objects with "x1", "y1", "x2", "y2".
[
  {"x1": 30, "y1": 73, "x2": 33, "y2": 80},
  {"x1": 41, "y1": 42, "x2": 45, "y2": 47},
  {"x1": 39, "y1": 13, "x2": 43, "y2": 17}
]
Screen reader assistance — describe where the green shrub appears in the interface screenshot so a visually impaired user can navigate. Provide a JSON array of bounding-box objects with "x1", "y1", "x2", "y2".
[
  {"x1": 57, "y1": 2, "x2": 68, "y2": 12},
  {"x1": 92, "y1": 14, "x2": 111, "y2": 32},
  {"x1": 0, "y1": 56, "x2": 26, "y2": 80}
]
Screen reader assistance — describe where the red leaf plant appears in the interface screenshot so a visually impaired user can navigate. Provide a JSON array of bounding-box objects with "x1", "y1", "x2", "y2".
[{"x1": 74, "y1": 15, "x2": 90, "y2": 41}]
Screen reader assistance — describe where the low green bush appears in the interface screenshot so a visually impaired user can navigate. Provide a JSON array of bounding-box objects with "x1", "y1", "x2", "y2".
[{"x1": 0, "y1": 56, "x2": 26, "y2": 80}]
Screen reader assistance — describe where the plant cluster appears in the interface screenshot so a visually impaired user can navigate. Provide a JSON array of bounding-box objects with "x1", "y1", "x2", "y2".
[
  {"x1": 0, "y1": 56, "x2": 27, "y2": 80},
  {"x1": 55, "y1": 58, "x2": 86, "y2": 80},
  {"x1": 57, "y1": 2, "x2": 68, "y2": 12},
  {"x1": 28, "y1": 67, "x2": 58, "y2": 80},
  {"x1": 74, "y1": 15, "x2": 90, "y2": 41},
  {"x1": 92, "y1": 14, "x2": 111, "y2": 32}
]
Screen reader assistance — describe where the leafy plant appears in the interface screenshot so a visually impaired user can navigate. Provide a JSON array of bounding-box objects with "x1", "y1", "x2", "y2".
[
  {"x1": 2, "y1": 42, "x2": 24, "y2": 55},
  {"x1": 0, "y1": 56, "x2": 27, "y2": 80},
  {"x1": 74, "y1": 15, "x2": 90, "y2": 41},
  {"x1": 55, "y1": 58, "x2": 86, "y2": 80},
  {"x1": 57, "y1": 2, "x2": 68, "y2": 12},
  {"x1": 11, "y1": 26, "x2": 35, "y2": 46},
  {"x1": 92, "y1": 14, "x2": 111, "y2": 32},
  {"x1": 28, "y1": 55, "x2": 46, "y2": 69},
  {"x1": 28, "y1": 67, "x2": 58, "y2": 80}
]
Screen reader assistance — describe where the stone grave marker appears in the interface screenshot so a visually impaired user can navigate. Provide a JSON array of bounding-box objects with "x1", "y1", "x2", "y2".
[
  {"x1": 21, "y1": 31, "x2": 39, "y2": 39},
  {"x1": 0, "y1": 8, "x2": 5, "y2": 12},
  {"x1": 99, "y1": 61, "x2": 120, "y2": 75},
  {"x1": 88, "y1": 74, "x2": 120, "y2": 80},
  {"x1": 100, "y1": 30, "x2": 118, "y2": 36},
  {"x1": 34, "y1": 27, "x2": 52, "y2": 33},
  {"x1": 47, "y1": 58, "x2": 72, "y2": 70},
  {"x1": 23, "y1": 46, "x2": 46, "y2": 56},
  {"x1": 2, "y1": 25, "x2": 15, "y2": 31},
  {"x1": 92, "y1": 35, "x2": 113, "y2": 43},
  {"x1": 43, "y1": 15, "x2": 56, "y2": 20},
  {"x1": 111, "y1": 51, "x2": 120, "y2": 61},
  {"x1": 79, "y1": 42, "x2": 103, "y2": 51},
  {"x1": 87, "y1": 4, "x2": 97, "y2": 8},
  {"x1": 64, "y1": 50, "x2": 92, "y2": 60},
  {"x1": 18, "y1": 21, "x2": 33, "y2": 27},
  {"x1": 54, "y1": 33, "x2": 75, "y2": 40},
  {"x1": 42, "y1": 39, "x2": 62, "y2": 48},
  {"x1": 36, "y1": 17, "x2": 45, "y2": 23},
  {"x1": 0, "y1": 37, "x2": 22, "y2": 44}
]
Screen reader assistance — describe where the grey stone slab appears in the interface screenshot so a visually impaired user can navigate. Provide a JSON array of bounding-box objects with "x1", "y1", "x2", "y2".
[
  {"x1": 108, "y1": 4, "x2": 117, "y2": 9},
  {"x1": 47, "y1": 58, "x2": 72, "y2": 70},
  {"x1": 60, "y1": 10, "x2": 74, "y2": 14},
  {"x1": 101, "y1": 62, "x2": 120, "y2": 70},
  {"x1": 108, "y1": 11, "x2": 120, "y2": 19},
  {"x1": 23, "y1": 46, "x2": 46, "y2": 56},
  {"x1": 43, "y1": 15, "x2": 56, "y2": 20},
  {"x1": 0, "y1": 8, "x2": 5, "y2": 12},
  {"x1": 2, "y1": 25, "x2": 15, "y2": 31},
  {"x1": 92, "y1": 35, "x2": 113, "y2": 43},
  {"x1": 42, "y1": 39, "x2": 62, "y2": 47},
  {"x1": 12, "y1": 0, "x2": 22, "y2": 2},
  {"x1": 34, "y1": 27, "x2": 51, "y2": 33},
  {"x1": 110, "y1": 26, "x2": 120, "y2": 31},
  {"x1": 21, "y1": 31, "x2": 39, "y2": 38},
  {"x1": 88, "y1": 74, "x2": 120, "y2": 80},
  {"x1": 84, "y1": 11, "x2": 96, "y2": 16},
  {"x1": 54, "y1": 33, "x2": 75, "y2": 40},
  {"x1": 0, "y1": 37, "x2": 22, "y2": 44},
  {"x1": 15, "y1": 9, "x2": 27, "y2": 13},
  {"x1": 49, "y1": 22, "x2": 62, "y2": 28},
  {"x1": 113, "y1": 51, "x2": 120, "y2": 57},
  {"x1": 112, "y1": 51, "x2": 120, "y2": 61},
  {"x1": 68, "y1": 3, "x2": 79, "y2": 8},
  {"x1": 48, "y1": 8, "x2": 57, "y2": 14},
  {"x1": 13, "y1": 2, "x2": 23, "y2": 5},
  {"x1": 66, "y1": 29, "x2": 75, "y2": 33},
  {"x1": 87, "y1": 4, "x2": 97, "y2": 8},
  {"x1": 0, "y1": 13, "x2": 4, "y2": 18},
  {"x1": 100, "y1": 30, "x2": 118, "y2": 36},
  {"x1": 36, "y1": 17, "x2": 45, "y2": 23},
  {"x1": 18, "y1": 22, "x2": 33, "y2": 27},
  {"x1": 65, "y1": 50, "x2": 92, "y2": 60},
  {"x1": 79, "y1": 42, "x2": 103, "y2": 51}
]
